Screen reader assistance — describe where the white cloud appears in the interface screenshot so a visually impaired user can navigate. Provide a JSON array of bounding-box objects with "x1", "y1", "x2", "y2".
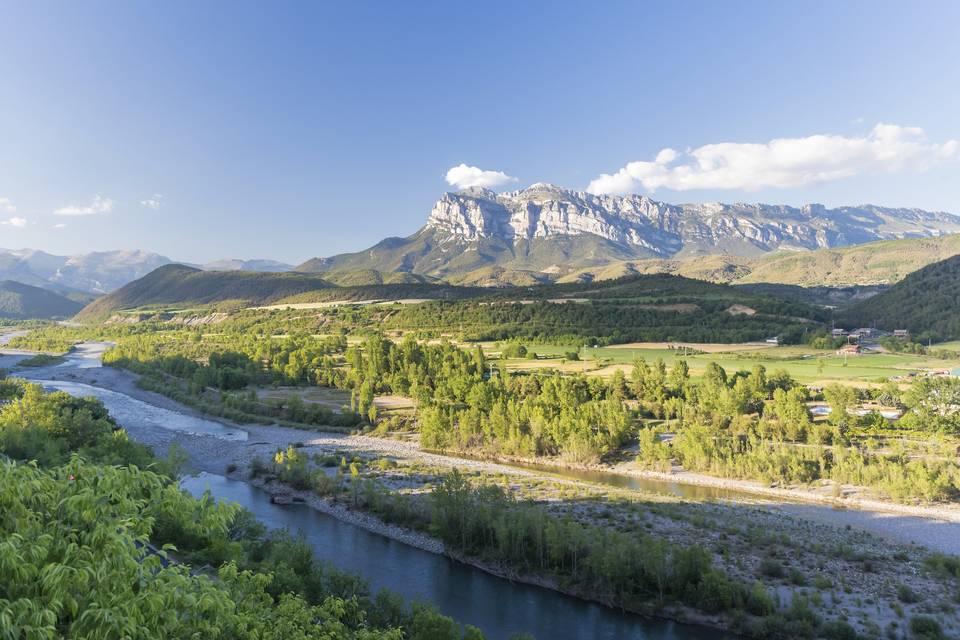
[
  {"x1": 140, "y1": 193, "x2": 163, "y2": 210},
  {"x1": 587, "y1": 123, "x2": 960, "y2": 195},
  {"x1": 1, "y1": 217, "x2": 27, "y2": 228},
  {"x1": 53, "y1": 223, "x2": 67, "y2": 229},
  {"x1": 54, "y1": 194, "x2": 114, "y2": 216},
  {"x1": 0, "y1": 198, "x2": 15, "y2": 214},
  {"x1": 445, "y1": 164, "x2": 518, "y2": 190}
]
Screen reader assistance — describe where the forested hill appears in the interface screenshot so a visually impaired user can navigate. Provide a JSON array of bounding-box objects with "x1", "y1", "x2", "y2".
[
  {"x1": 378, "y1": 273, "x2": 827, "y2": 344},
  {"x1": 76, "y1": 265, "x2": 826, "y2": 343},
  {"x1": 76, "y1": 264, "x2": 335, "y2": 319},
  {"x1": 75, "y1": 264, "x2": 483, "y2": 320},
  {"x1": 0, "y1": 280, "x2": 84, "y2": 319},
  {"x1": 839, "y1": 254, "x2": 960, "y2": 339}
]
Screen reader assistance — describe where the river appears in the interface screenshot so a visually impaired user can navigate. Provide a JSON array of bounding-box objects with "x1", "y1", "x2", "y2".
[
  {"x1": 10, "y1": 342, "x2": 735, "y2": 639},
  {"x1": 182, "y1": 472, "x2": 732, "y2": 640}
]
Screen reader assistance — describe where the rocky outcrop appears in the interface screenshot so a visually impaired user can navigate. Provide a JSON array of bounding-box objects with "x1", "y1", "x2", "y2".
[{"x1": 424, "y1": 184, "x2": 960, "y2": 258}]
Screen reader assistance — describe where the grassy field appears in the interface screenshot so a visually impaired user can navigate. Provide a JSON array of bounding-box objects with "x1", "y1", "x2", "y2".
[
  {"x1": 491, "y1": 341, "x2": 960, "y2": 386},
  {"x1": 256, "y1": 386, "x2": 415, "y2": 412}
]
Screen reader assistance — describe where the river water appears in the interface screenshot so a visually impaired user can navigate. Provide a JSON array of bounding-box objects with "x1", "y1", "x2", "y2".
[{"x1": 182, "y1": 472, "x2": 732, "y2": 640}]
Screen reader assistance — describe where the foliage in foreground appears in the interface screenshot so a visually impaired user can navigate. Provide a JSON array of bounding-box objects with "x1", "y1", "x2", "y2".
[
  {"x1": 0, "y1": 459, "x2": 404, "y2": 639},
  {"x1": 0, "y1": 379, "x2": 488, "y2": 640}
]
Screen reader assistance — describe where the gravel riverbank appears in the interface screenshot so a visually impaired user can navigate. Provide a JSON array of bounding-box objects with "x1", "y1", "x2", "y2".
[{"x1": 12, "y1": 348, "x2": 960, "y2": 556}]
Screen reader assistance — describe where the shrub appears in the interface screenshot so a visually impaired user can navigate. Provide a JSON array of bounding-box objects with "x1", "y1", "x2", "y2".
[
  {"x1": 924, "y1": 553, "x2": 960, "y2": 579},
  {"x1": 760, "y1": 557, "x2": 786, "y2": 579},
  {"x1": 909, "y1": 615, "x2": 945, "y2": 639},
  {"x1": 821, "y1": 619, "x2": 858, "y2": 640},
  {"x1": 315, "y1": 473, "x2": 338, "y2": 496},
  {"x1": 695, "y1": 570, "x2": 742, "y2": 613},
  {"x1": 250, "y1": 456, "x2": 268, "y2": 478},
  {"x1": 746, "y1": 581, "x2": 776, "y2": 616},
  {"x1": 813, "y1": 575, "x2": 833, "y2": 590},
  {"x1": 897, "y1": 583, "x2": 921, "y2": 604}
]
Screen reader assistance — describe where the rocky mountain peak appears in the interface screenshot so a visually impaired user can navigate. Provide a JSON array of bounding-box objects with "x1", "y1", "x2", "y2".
[{"x1": 424, "y1": 183, "x2": 960, "y2": 258}]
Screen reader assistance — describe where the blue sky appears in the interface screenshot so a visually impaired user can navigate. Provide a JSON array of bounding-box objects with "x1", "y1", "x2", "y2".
[{"x1": 1, "y1": 1, "x2": 958, "y2": 264}]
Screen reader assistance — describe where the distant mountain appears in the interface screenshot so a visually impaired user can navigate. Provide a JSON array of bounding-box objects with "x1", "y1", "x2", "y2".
[
  {"x1": 0, "y1": 248, "x2": 174, "y2": 294},
  {"x1": 0, "y1": 280, "x2": 84, "y2": 319},
  {"x1": 839, "y1": 255, "x2": 960, "y2": 339},
  {"x1": 201, "y1": 258, "x2": 293, "y2": 272},
  {"x1": 296, "y1": 184, "x2": 960, "y2": 282},
  {"x1": 0, "y1": 249, "x2": 299, "y2": 294}
]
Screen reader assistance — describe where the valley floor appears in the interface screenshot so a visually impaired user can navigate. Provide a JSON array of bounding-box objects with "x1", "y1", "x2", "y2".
[{"x1": 13, "y1": 354, "x2": 960, "y2": 638}]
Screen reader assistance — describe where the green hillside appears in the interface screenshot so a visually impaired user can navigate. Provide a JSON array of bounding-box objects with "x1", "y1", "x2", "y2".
[
  {"x1": 76, "y1": 264, "x2": 337, "y2": 319},
  {"x1": 76, "y1": 264, "x2": 483, "y2": 320},
  {"x1": 0, "y1": 280, "x2": 84, "y2": 319},
  {"x1": 318, "y1": 269, "x2": 440, "y2": 287},
  {"x1": 301, "y1": 232, "x2": 960, "y2": 289},
  {"x1": 296, "y1": 229, "x2": 660, "y2": 279},
  {"x1": 558, "y1": 234, "x2": 960, "y2": 289},
  {"x1": 739, "y1": 234, "x2": 960, "y2": 287},
  {"x1": 75, "y1": 264, "x2": 826, "y2": 344},
  {"x1": 839, "y1": 254, "x2": 960, "y2": 339},
  {"x1": 381, "y1": 274, "x2": 827, "y2": 344}
]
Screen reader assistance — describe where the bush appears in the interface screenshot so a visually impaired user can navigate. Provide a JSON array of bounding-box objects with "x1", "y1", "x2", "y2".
[
  {"x1": 760, "y1": 557, "x2": 786, "y2": 579},
  {"x1": 500, "y1": 343, "x2": 527, "y2": 358},
  {"x1": 924, "y1": 553, "x2": 960, "y2": 579},
  {"x1": 695, "y1": 570, "x2": 742, "y2": 613},
  {"x1": 250, "y1": 456, "x2": 269, "y2": 478},
  {"x1": 315, "y1": 473, "x2": 339, "y2": 496},
  {"x1": 813, "y1": 575, "x2": 833, "y2": 590},
  {"x1": 821, "y1": 619, "x2": 858, "y2": 640},
  {"x1": 909, "y1": 615, "x2": 945, "y2": 639},
  {"x1": 746, "y1": 581, "x2": 776, "y2": 616},
  {"x1": 897, "y1": 583, "x2": 921, "y2": 604}
]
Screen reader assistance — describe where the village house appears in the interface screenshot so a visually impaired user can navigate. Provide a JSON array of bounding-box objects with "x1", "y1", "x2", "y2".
[
  {"x1": 848, "y1": 328, "x2": 875, "y2": 341},
  {"x1": 837, "y1": 344, "x2": 862, "y2": 356}
]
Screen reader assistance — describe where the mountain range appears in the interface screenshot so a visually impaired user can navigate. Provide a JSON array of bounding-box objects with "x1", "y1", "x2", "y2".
[
  {"x1": 5, "y1": 185, "x2": 960, "y2": 299},
  {"x1": 295, "y1": 184, "x2": 960, "y2": 283},
  {"x1": 0, "y1": 249, "x2": 294, "y2": 295}
]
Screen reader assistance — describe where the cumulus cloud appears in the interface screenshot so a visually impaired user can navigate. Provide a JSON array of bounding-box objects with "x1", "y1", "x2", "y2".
[
  {"x1": 140, "y1": 194, "x2": 163, "y2": 210},
  {"x1": 1, "y1": 217, "x2": 27, "y2": 228},
  {"x1": 445, "y1": 164, "x2": 518, "y2": 190},
  {"x1": 587, "y1": 123, "x2": 960, "y2": 195},
  {"x1": 0, "y1": 198, "x2": 15, "y2": 214},
  {"x1": 54, "y1": 194, "x2": 114, "y2": 216}
]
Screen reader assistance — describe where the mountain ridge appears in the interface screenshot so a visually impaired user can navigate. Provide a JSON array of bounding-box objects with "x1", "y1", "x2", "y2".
[
  {"x1": 296, "y1": 184, "x2": 960, "y2": 280},
  {"x1": 0, "y1": 249, "x2": 295, "y2": 295}
]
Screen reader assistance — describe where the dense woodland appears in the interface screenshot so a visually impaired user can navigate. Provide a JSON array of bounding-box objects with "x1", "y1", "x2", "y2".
[
  {"x1": 14, "y1": 306, "x2": 960, "y2": 504},
  {"x1": 839, "y1": 254, "x2": 960, "y2": 340},
  {"x1": 380, "y1": 299, "x2": 818, "y2": 344}
]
